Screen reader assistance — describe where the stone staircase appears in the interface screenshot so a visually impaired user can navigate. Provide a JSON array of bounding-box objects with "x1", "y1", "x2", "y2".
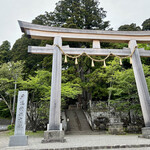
[{"x1": 66, "y1": 108, "x2": 92, "y2": 134}]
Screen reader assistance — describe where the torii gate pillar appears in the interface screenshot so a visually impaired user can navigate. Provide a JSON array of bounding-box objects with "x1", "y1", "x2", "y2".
[
  {"x1": 49, "y1": 36, "x2": 62, "y2": 130},
  {"x1": 42, "y1": 36, "x2": 65, "y2": 143},
  {"x1": 129, "y1": 40, "x2": 150, "y2": 138}
]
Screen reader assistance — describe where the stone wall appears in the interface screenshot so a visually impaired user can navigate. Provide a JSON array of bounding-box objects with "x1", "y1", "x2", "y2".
[{"x1": 0, "y1": 118, "x2": 11, "y2": 125}]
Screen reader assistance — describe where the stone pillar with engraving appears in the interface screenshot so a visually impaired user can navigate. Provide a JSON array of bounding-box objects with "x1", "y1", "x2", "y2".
[{"x1": 9, "y1": 91, "x2": 28, "y2": 146}]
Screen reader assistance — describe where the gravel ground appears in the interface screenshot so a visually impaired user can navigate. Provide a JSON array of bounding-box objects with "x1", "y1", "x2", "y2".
[{"x1": 1, "y1": 131, "x2": 150, "y2": 150}]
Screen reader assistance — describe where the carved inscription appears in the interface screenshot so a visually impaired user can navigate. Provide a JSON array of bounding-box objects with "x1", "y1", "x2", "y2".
[
  {"x1": 14, "y1": 91, "x2": 28, "y2": 135},
  {"x1": 17, "y1": 94, "x2": 25, "y2": 129}
]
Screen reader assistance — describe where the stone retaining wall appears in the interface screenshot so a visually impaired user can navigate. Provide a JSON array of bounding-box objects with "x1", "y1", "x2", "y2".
[{"x1": 0, "y1": 118, "x2": 11, "y2": 125}]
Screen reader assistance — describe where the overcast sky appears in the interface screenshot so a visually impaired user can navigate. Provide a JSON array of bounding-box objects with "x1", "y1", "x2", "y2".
[{"x1": 0, "y1": 0, "x2": 150, "y2": 47}]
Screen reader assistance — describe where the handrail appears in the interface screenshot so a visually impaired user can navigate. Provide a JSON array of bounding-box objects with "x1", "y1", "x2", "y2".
[{"x1": 83, "y1": 110, "x2": 93, "y2": 130}]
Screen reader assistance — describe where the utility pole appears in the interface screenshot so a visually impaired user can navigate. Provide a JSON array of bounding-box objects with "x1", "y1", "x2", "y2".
[{"x1": 11, "y1": 75, "x2": 17, "y2": 124}]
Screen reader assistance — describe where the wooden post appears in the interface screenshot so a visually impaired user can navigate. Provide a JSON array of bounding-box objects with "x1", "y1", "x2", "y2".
[
  {"x1": 49, "y1": 36, "x2": 62, "y2": 130},
  {"x1": 129, "y1": 40, "x2": 150, "y2": 127}
]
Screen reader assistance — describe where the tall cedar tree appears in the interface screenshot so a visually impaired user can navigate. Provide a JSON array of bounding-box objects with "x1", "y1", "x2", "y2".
[{"x1": 32, "y1": 0, "x2": 109, "y2": 30}]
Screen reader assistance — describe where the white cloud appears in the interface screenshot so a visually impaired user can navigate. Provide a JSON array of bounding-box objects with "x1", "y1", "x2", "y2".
[
  {"x1": 100, "y1": 0, "x2": 150, "y2": 29},
  {"x1": 0, "y1": 0, "x2": 150, "y2": 46},
  {"x1": 0, "y1": 0, "x2": 57, "y2": 46}
]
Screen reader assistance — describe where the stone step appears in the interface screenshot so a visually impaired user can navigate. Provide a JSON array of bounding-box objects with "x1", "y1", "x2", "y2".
[
  {"x1": 65, "y1": 131, "x2": 106, "y2": 135},
  {"x1": 66, "y1": 109, "x2": 91, "y2": 132}
]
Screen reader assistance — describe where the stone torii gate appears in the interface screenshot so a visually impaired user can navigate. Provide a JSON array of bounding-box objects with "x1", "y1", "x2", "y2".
[{"x1": 19, "y1": 21, "x2": 150, "y2": 140}]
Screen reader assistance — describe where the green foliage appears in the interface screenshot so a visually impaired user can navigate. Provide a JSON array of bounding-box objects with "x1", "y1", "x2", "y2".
[
  {"x1": 19, "y1": 69, "x2": 82, "y2": 106},
  {"x1": 85, "y1": 67, "x2": 108, "y2": 100},
  {"x1": 0, "y1": 61, "x2": 24, "y2": 118},
  {"x1": 118, "y1": 23, "x2": 141, "y2": 31},
  {"x1": 0, "y1": 61, "x2": 24, "y2": 94},
  {"x1": 108, "y1": 68, "x2": 139, "y2": 112},
  {"x1": 105, "y1": 59, "x2": 137, "y2": 112},
  {"x1": 19, "y1": 70, "x2": 51, "y2": 101},
  {"x1": 0, "y1": 40, "x2": 11, "y2": 64},
  {"x1": 84, "y1": 58, "x2": 122, "y2": 101},
  {"x1": 138, "y1": 44, "x2": 150, "y2": 65},
  {"x1": 142, "y1": 18, "x2": 150, "y2": 30},
  {"x1": 11, "y1": 35, "x2": 47, "y2": 75},
  {"x1": 18, "y1": 70, "x2": 51, "y2": 131},
  {"x1": 138, "y1": 44, "x2": 150, "y2": 50},
  {"x1": 7, "y1": 124, "x2": 15, "y2": 130},
  {"x1": 85, "y1": 57, "x2": 146, "y2": 125},
  {"x1": 61, "y1": 82, "x2": 82, "y2": 108},
  {"x1": 106, "y1": 62, "x2": 150, "y2": 121},
  {"x1": 0, "y1": 101, "x2": 10, "y2": 118}
]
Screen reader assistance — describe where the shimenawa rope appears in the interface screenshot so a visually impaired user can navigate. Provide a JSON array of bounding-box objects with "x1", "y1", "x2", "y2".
[{"x1": 54, "y1": 45, "x2": 137, "y2": 67}]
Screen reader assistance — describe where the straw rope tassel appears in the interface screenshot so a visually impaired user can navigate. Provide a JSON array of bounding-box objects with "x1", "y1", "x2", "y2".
[
  {"x1": 104, "y1": 60, "x2": 106, "y2": 67},
  {"x1": 120, "y1": 58, "x2": 122, "y2": 65},
  {"x1": 64, "y1": 55, "x2": 67, "y2": 63},
  {"x1": 75, "y1": 58, "x2": 78, "y2": 64},
  {"x1": 54, "y1": 44, "x2": 137, "y2": 67},
  {"x1": 91, "y1": 60, "x2": 95, "y2": 67},
  {"x1": 130, "y1": 57, "x2": 132, "y2": 64}
]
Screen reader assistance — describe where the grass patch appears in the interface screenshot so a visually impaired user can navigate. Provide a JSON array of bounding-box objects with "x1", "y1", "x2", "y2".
[
  {"x1": 7, "y1": 130, "x2": 44, "y2": 137},
  {"x1": 26, "y1": 131, "x2": 44, "y2": 137},
  {"x1": 7, "y1": 129, "x2": 14, "y2": 136}
]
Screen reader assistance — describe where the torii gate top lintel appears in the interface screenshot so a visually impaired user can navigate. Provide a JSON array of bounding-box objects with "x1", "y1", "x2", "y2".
[{"x1": 18, "y1": 20, "x2": 150, "y2": 43}]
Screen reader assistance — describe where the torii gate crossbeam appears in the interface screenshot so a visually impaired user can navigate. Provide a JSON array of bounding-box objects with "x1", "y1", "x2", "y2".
[
  {"x1": 28, "y1": 46, "x2": 150, "y2": 57},
  {"x1": 18, "y1": 21, "x2": 150, "y2": 141}
]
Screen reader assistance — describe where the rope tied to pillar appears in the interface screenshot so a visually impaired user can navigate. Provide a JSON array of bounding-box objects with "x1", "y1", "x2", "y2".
[{"x1": 54, "y1": 44, "x2": 137, "y2": 67}]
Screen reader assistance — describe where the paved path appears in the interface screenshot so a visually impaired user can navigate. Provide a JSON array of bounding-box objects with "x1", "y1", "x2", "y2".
[
  {"x1": 66, "y1": 109, "x2": 91, "y2": 132},
  {"x1": 1, "y1": 132, "x2": 150, "y2": 150}
]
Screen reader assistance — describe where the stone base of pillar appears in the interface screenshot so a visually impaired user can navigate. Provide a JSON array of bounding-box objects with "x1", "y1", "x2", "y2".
[
  {"x1": 108, "y1": 123, "x2": 125, "y2": 135},
  {"x1": 9, "y1": 135, "x2": 28, "y2": 146},
  {"x1": 41, "y1": 130, "x2": 65, "y2": 143},
  {"x1": 139, "y1": 127, "x2": 150, "y2": 139}
]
